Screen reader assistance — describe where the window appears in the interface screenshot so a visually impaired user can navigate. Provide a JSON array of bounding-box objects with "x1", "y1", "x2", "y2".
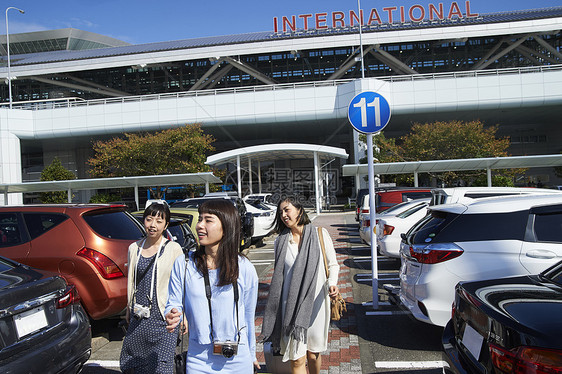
[
  {"x1": 23, "y1": 213, "x2": 68, "y2": 240},
  {"x1": 534, "y1": 213, "x2": 562, "y2": 243},
  {"x1": 412, "y1": 210, "x2": 528, "y2": 244},
  {"x1": 83, "y1": 211, "x2": 144, "y2": 240},
  {"x1": 0, "y1": 213, "x2": 22, "y2": 246}
]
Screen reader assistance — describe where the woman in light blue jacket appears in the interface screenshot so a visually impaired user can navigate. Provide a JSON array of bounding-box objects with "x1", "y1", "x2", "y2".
[{"x1": 165, "y1": 199, "x2": 259, "y2": 373}]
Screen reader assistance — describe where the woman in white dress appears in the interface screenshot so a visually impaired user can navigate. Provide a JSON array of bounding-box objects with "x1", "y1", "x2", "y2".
[{"x1": 259, "y1": 196, "x2": 340, "y2": 374}]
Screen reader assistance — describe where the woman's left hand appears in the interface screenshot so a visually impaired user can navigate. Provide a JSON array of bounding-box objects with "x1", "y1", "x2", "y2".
[{"x1": 328, "y1": 285, "x2": 339, "y2": 299}]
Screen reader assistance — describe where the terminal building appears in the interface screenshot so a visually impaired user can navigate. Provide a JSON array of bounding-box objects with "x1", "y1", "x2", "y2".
[{"x1": 1, "y1": 3, "x2": 561, "y2": 204}]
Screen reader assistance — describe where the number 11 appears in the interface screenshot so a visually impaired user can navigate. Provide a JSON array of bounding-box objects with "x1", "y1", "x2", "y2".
[{"x1": 353, "y1": 97, "x2": 381, "y2": 128}]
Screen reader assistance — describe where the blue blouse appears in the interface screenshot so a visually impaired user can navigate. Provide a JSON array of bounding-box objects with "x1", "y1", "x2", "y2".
[{"x1": 166, "y1": 253, "x2": 259, "y2": 373}]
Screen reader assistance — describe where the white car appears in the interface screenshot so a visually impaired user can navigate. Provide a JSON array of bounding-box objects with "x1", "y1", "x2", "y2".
[
  {"x1": 359, "y1": 198, "x2": 430, "y2": 246},
  {"x1": 399, "y1": 194, "x2": 562, "y2": 327},
  {"x1": 243, "y1": 193, "x2": 276, "y2": 209},
  {"x1": 244, "y1": 200, "x2": 276, "y2": 239},
  {"x1": 376, "y1": 200, "x2": 429, "y2": 258}
]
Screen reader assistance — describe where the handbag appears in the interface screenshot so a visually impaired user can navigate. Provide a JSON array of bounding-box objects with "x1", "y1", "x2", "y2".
[
  {"x1": 317, "y1": 227, "x2": 347, "y2": 321},
  {"x1": 174, "y1": 255, "x2": 189, "y2": 374},
  {"x1": 263, "y1": 342, "x2": 292, "y2": 374}
]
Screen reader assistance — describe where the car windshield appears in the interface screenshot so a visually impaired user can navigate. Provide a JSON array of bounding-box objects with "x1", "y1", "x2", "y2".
[
  {"x1": 411, "y1": 209, "x2": 528, "y2": 244},
  {"x1": 0, "y1": 258, "x2": 14, "y2": 273},
  {"x1": 246, "y1": 199, "x2": 271, "y2": 210},
  {"x1": 396, "y1": 202, "x2": 428, "y2": 218},
  {"x1": 543, "y1": 261, "x2": 562, "y2": 287},
  {"x1": 379, "y1": 200, "x2": 412, "y2": 215}
]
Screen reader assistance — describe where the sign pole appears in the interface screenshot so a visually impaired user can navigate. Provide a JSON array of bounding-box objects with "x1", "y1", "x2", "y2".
[
  {"x1": 348, "y1": 90, "x2": 391, "y2": 311},
  {"x1": 367, "y1": 133, "x2": 378, "y2": 309}
]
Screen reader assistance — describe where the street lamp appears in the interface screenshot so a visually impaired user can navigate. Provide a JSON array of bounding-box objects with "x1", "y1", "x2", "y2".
[{"x1": 5, "y1": 6, "x2": 24, "y2": 109}]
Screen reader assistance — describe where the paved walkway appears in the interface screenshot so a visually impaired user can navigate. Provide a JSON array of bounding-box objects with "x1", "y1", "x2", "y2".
[{"x1": 254, "y1": 211, "x2": 361, "y2": 374}]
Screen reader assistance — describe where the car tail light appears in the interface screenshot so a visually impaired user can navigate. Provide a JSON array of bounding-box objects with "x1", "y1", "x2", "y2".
[
  {"x1": 382, "y1": 224, "x2": 394, "y2": 236},
  {"x1": 57, "y1": 285, "x2": 79, "y2": 309},
  {"x1": 77, "y1": 248, "x2": 124, "y2": 279},
  {"x1": 409, "y1": 243, "x2": 463, "y2": 264},
  {"x1": 490, "y1": 343, "x2": 562, "y2": 374}
]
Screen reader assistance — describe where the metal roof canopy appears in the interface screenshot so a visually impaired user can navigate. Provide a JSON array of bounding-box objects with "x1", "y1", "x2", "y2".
[
  {"x1": 342, "y1": 154, "x2": 562, "y2": 187},
  {"x1": 206, "y1": 144, "x2": 349, "y2": 214},
  {"x1": 0, "y1": 172, "x2": 222, "y2": 208}
]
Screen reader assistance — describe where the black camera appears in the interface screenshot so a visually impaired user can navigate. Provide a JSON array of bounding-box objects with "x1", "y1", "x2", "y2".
[{"x1": 213, "y1": 341, "x2": 239, "y2": 358}]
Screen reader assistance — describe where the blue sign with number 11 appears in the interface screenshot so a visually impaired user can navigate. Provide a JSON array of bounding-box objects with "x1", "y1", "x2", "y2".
[{"x1": 348, "y1": 91, "x2": 391, "y2": 134}]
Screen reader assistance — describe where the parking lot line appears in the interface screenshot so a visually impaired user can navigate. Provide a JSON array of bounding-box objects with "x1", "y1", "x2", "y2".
[
  {"x1": 84, "y1": 360, "x2": 120, "y2": 368},
  {"x1": 374, "y1": 361, "x2": 446, "y2": 369},
  {"x1": 366, "y1": 311, "x2": 410, "y2": 316}
]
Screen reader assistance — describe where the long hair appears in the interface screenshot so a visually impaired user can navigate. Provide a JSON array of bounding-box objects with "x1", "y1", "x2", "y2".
[
  {"x1": 270, "y1": 195, "x2": 311, "y2": 234},
  {"x1": 194, "y1": 199, "x2": 241, "y2": 286}
]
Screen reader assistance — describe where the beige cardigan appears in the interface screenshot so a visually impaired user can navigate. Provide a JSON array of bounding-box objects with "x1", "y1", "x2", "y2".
[{"x1": 126, "y1": 238, "x2": 183, "y2": 320}]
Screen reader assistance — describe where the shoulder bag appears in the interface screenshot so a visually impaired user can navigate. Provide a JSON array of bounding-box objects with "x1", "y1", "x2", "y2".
[{"x1": 317, "y1": 227, "x2": 347, "y2": 321}]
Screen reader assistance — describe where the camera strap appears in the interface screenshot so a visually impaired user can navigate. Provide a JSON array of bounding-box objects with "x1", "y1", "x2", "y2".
[
  {"x1": 132, "y1": 238, "x2": 170, "y2": 307},
  {"x1": 203, "y1": 269, "x2": 240, "y2": 344}
]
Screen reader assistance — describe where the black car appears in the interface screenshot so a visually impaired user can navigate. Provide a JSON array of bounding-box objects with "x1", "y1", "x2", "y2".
[
  {"x1": 171, "y1": 195, "x2": 254, "y2": 249},
  {"x1": 0, "y1": 256, "x2": 91, "y2": 373},
  {"x1": 442, "y1": 260, "x2": 562, "y2": 374},
  {"x1": 130, "y1": 213, "x2": 198, "y2": 253}
]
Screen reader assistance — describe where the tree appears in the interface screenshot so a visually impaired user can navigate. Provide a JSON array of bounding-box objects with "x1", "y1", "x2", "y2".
[
  {"x1": 40, "y1": 157, "x2": 76, "y2": 203},
  {"x1": 87, "y1": 124, "x2": 216, "y2": 198},
  {"x1": 364, "y1": 120, "x2": 524, "y2": 186}
]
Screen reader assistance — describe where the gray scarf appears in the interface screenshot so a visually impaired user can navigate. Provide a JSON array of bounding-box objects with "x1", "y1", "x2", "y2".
[{"x1": 259, "y1": 224, "x2": 320, "y2": 350}]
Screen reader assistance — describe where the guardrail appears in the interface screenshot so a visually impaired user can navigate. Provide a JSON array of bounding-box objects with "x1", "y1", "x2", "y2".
[{"x1": 3, "y1": 64, "x2": 561, "y2": 110}]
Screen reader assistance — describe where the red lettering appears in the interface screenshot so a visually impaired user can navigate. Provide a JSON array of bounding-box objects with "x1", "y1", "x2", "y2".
[
  {"x1": 465, "y1": 1, "x2": 478, "y2": 17},
  {"x1": 282, "y1": 15, "x2": 296, "y2": 32},
  {"x1": 383, "y1": 7, "x2": 397, "y2": 23},
  {"x1": 332, "y1": 11, "x2": 345, "y2": 28},
  {"x1": 349, "y1": 9, "x2": 364, "y2": 27},
  {"x1": 400, "y1": 6, "x2": 406, "y2": 23},
  {"x1": 429, "y1": 3, "x2": 444, "y2": 20},
  {"x1": 448, "y1": 2, "x2": 463, "y2": 19},
  {"x1": 299, "y1": 14, "x2": 313, "y2": 30},
  {"x1": 367, "y1": 8, "x2": 382, "y2": 25},
  {"x1": 409, "y1": 5, "x2": 425, "y2": 22},
  {"x1": 273, "y1": 17, "x2": 278, "y2": 33},
  {"x1": 315, "y1": 13, "x2": 328, "y2": 29}
]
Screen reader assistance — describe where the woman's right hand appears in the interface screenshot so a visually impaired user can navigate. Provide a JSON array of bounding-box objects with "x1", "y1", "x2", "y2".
[{"x1": 165, "y1": 308, "x2": 181, "y2": 332}]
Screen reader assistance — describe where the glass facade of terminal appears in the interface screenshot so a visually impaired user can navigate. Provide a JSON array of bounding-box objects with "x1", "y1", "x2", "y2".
[{"x1": 2, "y1": 32, "x2": 560, "y2": 102}]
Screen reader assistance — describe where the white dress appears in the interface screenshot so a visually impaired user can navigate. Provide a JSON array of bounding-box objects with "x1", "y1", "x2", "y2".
[{"x1": 277, "y1": 227, "x2": 339, "y2": 361}]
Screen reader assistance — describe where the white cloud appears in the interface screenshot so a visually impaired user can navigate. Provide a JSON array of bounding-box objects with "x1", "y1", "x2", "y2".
[{"x1": 5, "y1": 20, "x2": 49, "y2": 34}]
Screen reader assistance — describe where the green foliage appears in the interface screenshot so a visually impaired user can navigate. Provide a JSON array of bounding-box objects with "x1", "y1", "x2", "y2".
[
  {"x1": 361, "y1": 120, "x2": 525, "y2": 187},
  {"x1": 87, "y1": 124, "x2": 217, "y2": 195},
  {"x1": 39, "y1": 158, "x2": 76, "y2": 203},
  {"x1": 89, "y1": 193, "x2": 122, "y2": 203},
  {"x1": 88, "y1": 124, "x2": 215, "y2": 177},
  {"x1": 472, "y1": 174, "x2": 515, "y2": 187}
]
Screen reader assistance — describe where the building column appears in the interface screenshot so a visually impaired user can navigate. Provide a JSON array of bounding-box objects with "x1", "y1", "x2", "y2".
[{"x1": 0, "y1": 127, "x2": 23, "y2": 205}]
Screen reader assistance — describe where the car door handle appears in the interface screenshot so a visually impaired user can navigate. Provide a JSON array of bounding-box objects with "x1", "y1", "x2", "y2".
[{"x1": 525, "y1": 250, "x2": 557, "y2": 259}]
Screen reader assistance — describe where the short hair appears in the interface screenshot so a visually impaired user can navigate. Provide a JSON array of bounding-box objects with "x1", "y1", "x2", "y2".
[
  {"x1": 143, "y1": 202, "x2": 170, "y2": 225},
  {"x1": 271, "y1": 195, "x2": 311, "y2": 234}
]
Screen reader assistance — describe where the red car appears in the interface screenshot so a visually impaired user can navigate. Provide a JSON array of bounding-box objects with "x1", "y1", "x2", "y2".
[
  {"x1": 357, "y1": 188, "x2": 433, "y2": 217},
  {"x1": 0, "y1": 204, "x2": 144, "y2": 320}
]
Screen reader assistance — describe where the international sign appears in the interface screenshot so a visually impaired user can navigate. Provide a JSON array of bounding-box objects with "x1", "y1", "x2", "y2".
[{"x1": 348, "y1": 91, "x2": 391, "y2": 134}]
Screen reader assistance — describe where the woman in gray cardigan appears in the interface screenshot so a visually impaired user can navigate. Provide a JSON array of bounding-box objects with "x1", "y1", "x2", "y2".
[{"x1": 120, "y1": 203, "x2": 184, "y2": 373}]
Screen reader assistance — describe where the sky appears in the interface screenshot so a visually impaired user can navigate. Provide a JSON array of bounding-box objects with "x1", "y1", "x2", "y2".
[{"x1": 3, "y1": 0, "x2": 561, "y2": 45}]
